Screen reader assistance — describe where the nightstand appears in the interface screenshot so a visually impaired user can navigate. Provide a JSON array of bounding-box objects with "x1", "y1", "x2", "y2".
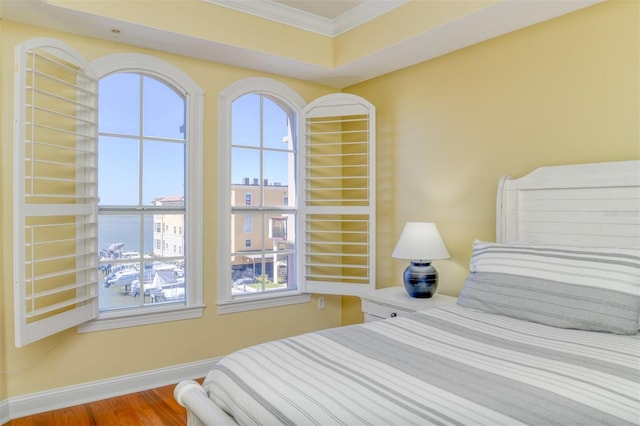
[{"x1": 360, "y1": 287, "x2": 457, "y2": 322}]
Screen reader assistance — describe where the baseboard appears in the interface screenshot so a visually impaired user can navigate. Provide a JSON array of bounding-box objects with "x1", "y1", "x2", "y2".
[
  {"x1": 4, "y1": 356, "x2": 221, "y2": 422},
  {"x1": 0, "y1": 399, "x2": 9, "y2": 426}
]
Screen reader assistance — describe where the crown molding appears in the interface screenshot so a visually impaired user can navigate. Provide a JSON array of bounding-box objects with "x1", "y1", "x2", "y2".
[
  {"x1": 332, "y1": 1, "x2": 409, "y2": 35},
  {"x1": 0, "y1": 0, "x2": 604, "y2": 89},
  {"x1": 201, "y1": 0, "x2": 408, "y2": 37}
]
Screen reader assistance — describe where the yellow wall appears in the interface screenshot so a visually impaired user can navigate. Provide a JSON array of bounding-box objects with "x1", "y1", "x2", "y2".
[
  {"x1": 340, "y1": 0, "x2": 639, "y2": 324},
  {"x1": 0, "y1": 20, "x2": 342, "y2": 398}
]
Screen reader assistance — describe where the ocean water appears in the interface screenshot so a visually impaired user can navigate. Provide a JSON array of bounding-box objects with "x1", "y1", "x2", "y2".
[{"x1": 98, "y1": 215, "x2": 154, "y2": 254}]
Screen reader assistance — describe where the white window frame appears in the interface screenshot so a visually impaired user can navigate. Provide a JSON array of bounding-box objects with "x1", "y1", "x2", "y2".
[
  {"x1": 218, "y1": 78, "x2": 376, "y2": 314},
  {"x1": 218, "y1": 78, "x2": 310, "y2": 313},
  {"x1": 78, "y1": 53, "x2": 205, "y2": 332}
]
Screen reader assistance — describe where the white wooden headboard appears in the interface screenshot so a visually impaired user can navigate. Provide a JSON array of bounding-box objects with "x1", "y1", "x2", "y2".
[{"x1": 497, "y1": 160, "x2": 640, "y2": 248}]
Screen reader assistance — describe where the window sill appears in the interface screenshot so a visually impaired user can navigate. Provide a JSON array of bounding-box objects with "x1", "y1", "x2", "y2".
[
  {"x1": 217, "y1": 291, "x2": 311, "y2": 314},
  {"x1": 77, "y1": 304, "x2": 205, "y2": 333}
]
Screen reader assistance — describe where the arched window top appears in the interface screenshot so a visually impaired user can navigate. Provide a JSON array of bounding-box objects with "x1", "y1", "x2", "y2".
[
  {"x1": 220, "y1": 77, "x2": 305, "y2": 112},
  {"x1": 91, "y1": 53, "x2": 203, "y2": 96}
]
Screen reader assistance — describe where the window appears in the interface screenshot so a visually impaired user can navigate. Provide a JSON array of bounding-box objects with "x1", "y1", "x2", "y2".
[
  {"x1": 270, "y1": 217, "x2": 288, "y2": 239},
  {"x1": 85, "y1": 54, "x2": 204, "y2": 332},
  {"x1": 14, "y1": 39, "x2": 204, "y2": 345},
  {"x1": 97, "y1": 72, "x2": 187, "y2": 312},
  {"x1": 227, "y1": 90, "x2": 298, "y2": 303},
  {"x1": 218, "y1": 78, "x2": 375, "y2": 313}
]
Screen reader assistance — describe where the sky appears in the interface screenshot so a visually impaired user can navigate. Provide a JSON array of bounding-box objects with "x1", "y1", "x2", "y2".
[
  {"x1": 98, "y1": 73, "x2": 185, "y2": 206},
  {"x1": 230, "y1": 93, "x2": 292, "y2": 187},
  {"x1": 98, "y1": 74, "x2": 292, "y2": 207}
]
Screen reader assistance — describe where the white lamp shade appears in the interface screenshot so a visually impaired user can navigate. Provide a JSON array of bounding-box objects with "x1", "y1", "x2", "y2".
[{"x1": 391, "y1": 222, "x2": 450, "y2": 261}]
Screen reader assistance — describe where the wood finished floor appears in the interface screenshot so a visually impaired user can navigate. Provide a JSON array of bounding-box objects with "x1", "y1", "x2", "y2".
[{"x1": 6, "y1": 382, "x2": 192, "y2": 426}]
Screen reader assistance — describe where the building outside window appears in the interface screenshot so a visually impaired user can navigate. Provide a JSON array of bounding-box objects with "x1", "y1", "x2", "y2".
[{"x1": 151, "y1": 195, "x2": 185, "y2": 259}]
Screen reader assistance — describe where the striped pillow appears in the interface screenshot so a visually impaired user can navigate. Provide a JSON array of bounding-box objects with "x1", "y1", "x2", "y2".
[{"x1": 458, "y1": 241, "x2": 640, "y2": 334}]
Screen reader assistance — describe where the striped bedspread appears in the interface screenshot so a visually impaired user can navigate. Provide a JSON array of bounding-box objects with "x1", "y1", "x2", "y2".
[{"x1": 203, "y1": 305, "x2": 640, "y2": 425}]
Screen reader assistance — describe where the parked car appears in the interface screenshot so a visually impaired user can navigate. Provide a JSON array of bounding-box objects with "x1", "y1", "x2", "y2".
[{"x1": 233, "y1": 277, "x2": 256, "y2": 287}]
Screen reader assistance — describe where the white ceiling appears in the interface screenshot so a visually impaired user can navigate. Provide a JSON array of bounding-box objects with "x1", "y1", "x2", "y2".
[
  {"x1": 206, "y1": 0, "x2": 408, "y2": 36},
  {"x1": 0, "y1": 0, "x2": 603, "y2": 88},
  {"x1": 273, "y1": 0, "x2": 366, "y2": 20}
]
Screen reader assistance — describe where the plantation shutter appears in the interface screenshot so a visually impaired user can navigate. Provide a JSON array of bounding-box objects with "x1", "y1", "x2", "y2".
[
  {"x1": 300, "y1": 94, "x2": 376, "y2": 296},
  {"x1": 14, "y1": 38, "x2": 98, "y2": 347}
]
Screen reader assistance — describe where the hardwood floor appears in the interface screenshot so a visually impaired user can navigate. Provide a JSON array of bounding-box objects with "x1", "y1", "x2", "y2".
[{"x1": 7, "y1": 382, "x2": 191, "y2": 425}]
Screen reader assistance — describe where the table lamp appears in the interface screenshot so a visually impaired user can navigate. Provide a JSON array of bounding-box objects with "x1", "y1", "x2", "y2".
[{"x1": 391, "y1": 222, "x2": 450, "y2": 298}]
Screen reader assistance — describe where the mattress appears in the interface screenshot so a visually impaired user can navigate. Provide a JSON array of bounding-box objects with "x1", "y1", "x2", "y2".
[{"x1": 203, "y1": 305, "x2": 640, "y2": 425}]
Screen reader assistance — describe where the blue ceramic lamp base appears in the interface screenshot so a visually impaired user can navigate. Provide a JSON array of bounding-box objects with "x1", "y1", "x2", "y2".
[{"x1": 403, "y1": 261, "x2": 438, "y2": 298}]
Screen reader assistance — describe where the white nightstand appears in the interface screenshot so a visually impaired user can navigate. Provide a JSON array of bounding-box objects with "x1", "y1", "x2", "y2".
[{"x1": 360, "y1": 287, "x2": 457, "y2": 322}]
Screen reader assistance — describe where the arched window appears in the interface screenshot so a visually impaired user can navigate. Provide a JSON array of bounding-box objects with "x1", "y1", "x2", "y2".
[{"x1": 86, "y1": 53, "x2": 204, "y2": 330}]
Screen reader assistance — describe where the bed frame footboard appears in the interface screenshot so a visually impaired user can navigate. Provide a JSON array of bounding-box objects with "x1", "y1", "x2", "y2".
[{"x1": 174, "y1": 380, "x2": 237, "y2": 426}]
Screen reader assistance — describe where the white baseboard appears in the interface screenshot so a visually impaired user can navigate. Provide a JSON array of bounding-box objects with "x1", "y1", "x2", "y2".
[
  {"x1": 0, "y1": 399, "x2": 9, "y2": 426},
  {"x1": 2, "y1": 356, "x2": 220, "y2": 423}
]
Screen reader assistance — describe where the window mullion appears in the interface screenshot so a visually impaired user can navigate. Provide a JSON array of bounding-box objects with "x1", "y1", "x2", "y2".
[
  {"x1": 259, "y1": 95, "x2": 265, "y2": 283},
  {"x1": 138, "y1": 74, "x2": 145, "y2": 208},
  {"x1": 138, "y1": 74, "x2": 146, "y2": 260}
]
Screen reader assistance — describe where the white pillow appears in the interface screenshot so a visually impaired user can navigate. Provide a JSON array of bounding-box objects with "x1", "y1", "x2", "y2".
[{"x1": 458, "y1": 241, "x2": 640, "y2": 334}]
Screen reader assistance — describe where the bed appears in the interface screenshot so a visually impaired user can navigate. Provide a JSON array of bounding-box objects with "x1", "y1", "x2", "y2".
[{"x1": 174, "y1": 160, "x2": 640, "y2": 426}]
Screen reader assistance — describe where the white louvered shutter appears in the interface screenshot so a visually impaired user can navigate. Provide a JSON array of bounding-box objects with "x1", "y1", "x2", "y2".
[
  {"x1": 299, "y1": 94, "x2": 376, "y2": 296},
  {"x1": 14, "y1": 38, "x2": 99, "y2": 347}
]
